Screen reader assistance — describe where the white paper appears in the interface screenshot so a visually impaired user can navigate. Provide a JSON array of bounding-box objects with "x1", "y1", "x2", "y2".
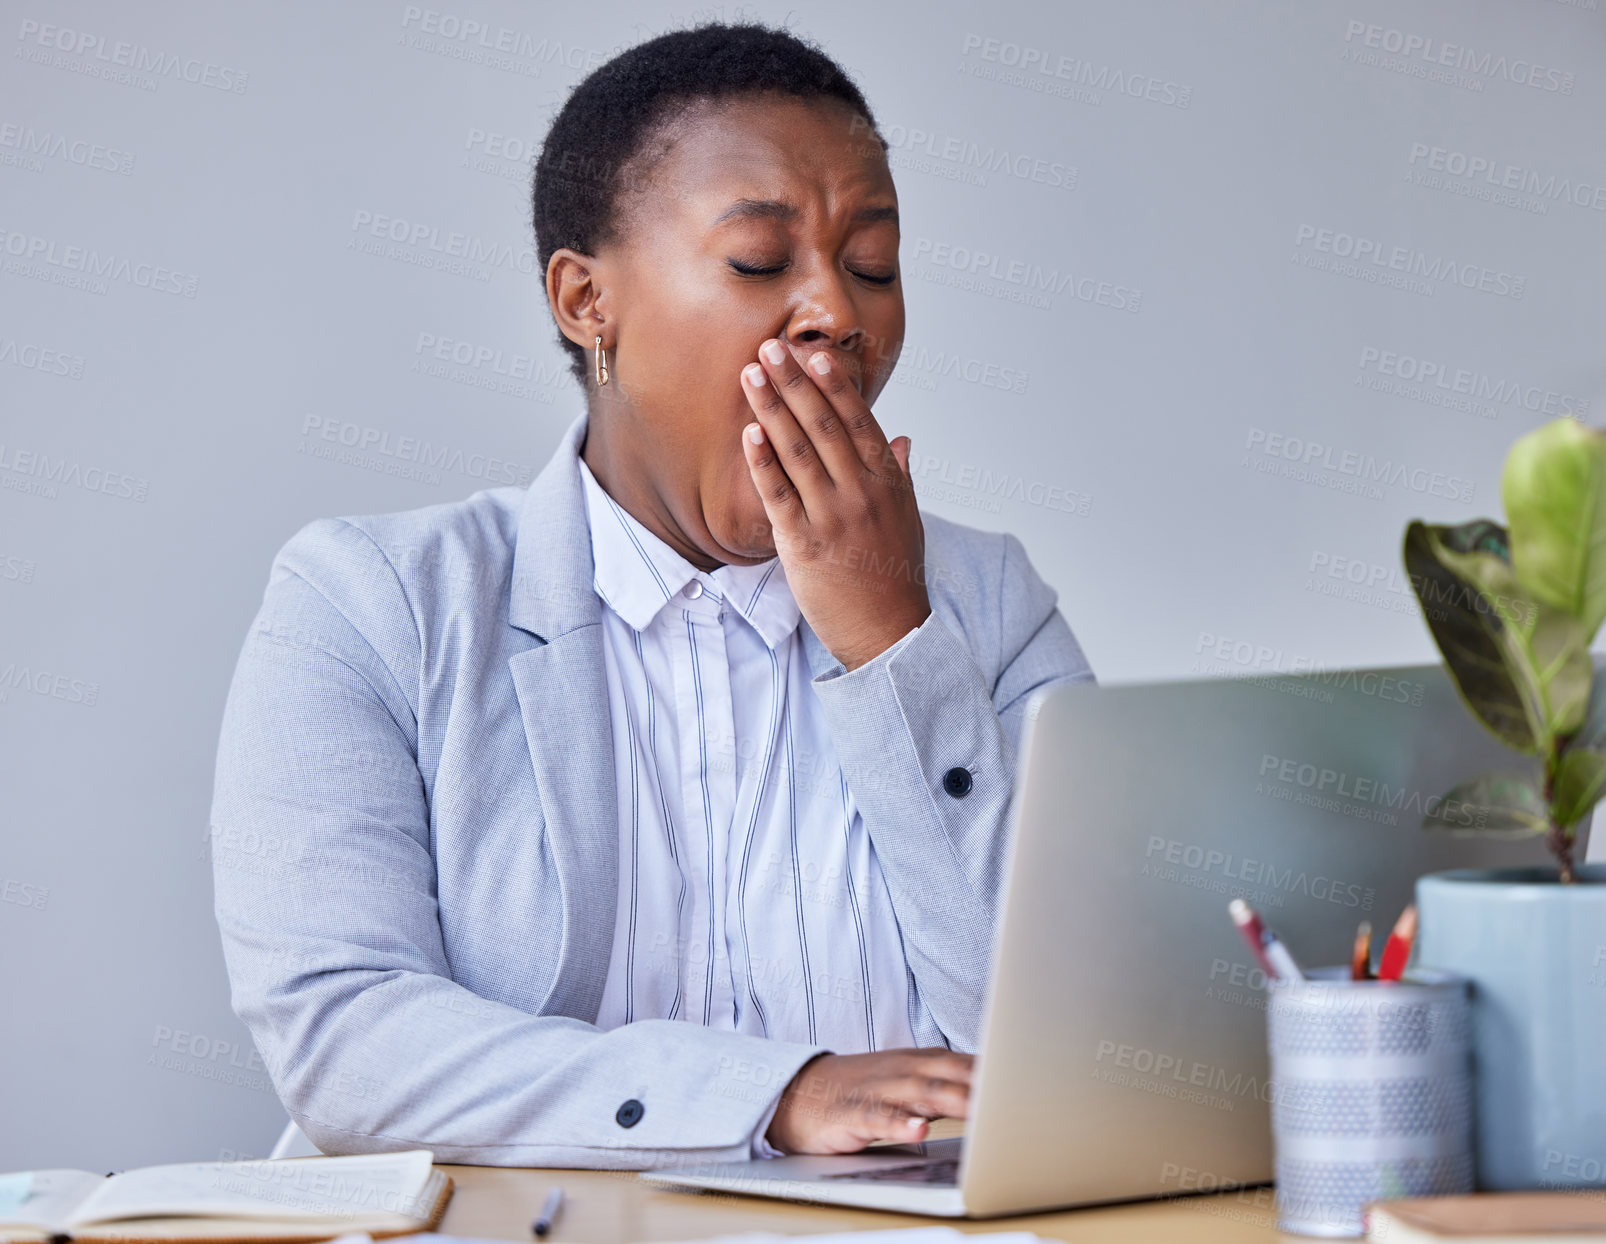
[
  {"x1": 410, "y1": 1231, "x2": 1060, "y2": 1244},
  {"x1": 0, "y1": 1175, "x2": 32, "y2": 1217},
  {"x1": 0, "y1": 1170, "x2": 108, "y2": 1231},
  {"x1": 656, "y1": 1231, "x2": 1057, "y2": 1244},
  {"x1": 68, "y1": 1151, "x2": 434, "y2": 1227}
]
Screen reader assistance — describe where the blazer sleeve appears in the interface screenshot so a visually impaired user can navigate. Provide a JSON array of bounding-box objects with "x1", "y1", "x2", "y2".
[
  {"x1": 209, "y1": 523, "x2": 825, "y2": 1168},
  {"x1": 808, "y1": 530, "x2": 1095, "y2": 1052}
]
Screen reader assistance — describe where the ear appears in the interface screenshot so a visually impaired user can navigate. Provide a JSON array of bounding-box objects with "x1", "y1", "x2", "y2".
[{"x1": 546, "y1": 247, "x2": 611, "y2": 351}]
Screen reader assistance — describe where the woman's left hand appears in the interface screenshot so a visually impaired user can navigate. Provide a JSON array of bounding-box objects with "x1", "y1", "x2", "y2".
[{"x1": 739, "y1": 338, "x2": 930, "y2": 672}]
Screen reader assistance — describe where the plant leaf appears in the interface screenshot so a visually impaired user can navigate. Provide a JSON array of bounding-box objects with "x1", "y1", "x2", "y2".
[
  {"x1": 1404, "y1": 520, "x2": 1546, "y2": 752},
  {"x1": 1421, "y1": 770, "x2": 1549, "y2": 837},
  {"x1": 1553, "y1": 748, "x2": 1606, "y2": 830},
  {"x1": 1524, "y1": 607, "x2": 1593, "y2": 735},
  {"x1": 1553, "y1": 656, "x2": 1606, "y2": 828},
  {"x1": 1434, "y1": 537, "x2": 1592, "y2": 737},
  {"x1": 1503, "y1": 417, "x2": 1606, "y2": 637}
]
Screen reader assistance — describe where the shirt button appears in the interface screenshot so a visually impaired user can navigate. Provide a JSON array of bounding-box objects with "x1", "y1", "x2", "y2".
[
  {"x1": 616, "y1": 1098, "x2": 645, "y2": 1128},
  {"x1": 684, "y1": 581, "x2": 704, "y2": 599},
  {"x1": 942, "y1": 767, "x2": 973, "y2": 798}
]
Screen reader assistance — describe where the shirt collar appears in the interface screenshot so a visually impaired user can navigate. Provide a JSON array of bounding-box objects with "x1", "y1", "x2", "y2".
[
  {"x1": 710, "y1": 556, "x2": 800, "y2": 650},
  {"x1": 577, "y1": 458, "x2": 800, "y2": 649}
]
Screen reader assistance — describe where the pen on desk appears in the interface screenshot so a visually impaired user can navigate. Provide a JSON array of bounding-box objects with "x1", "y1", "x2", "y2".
[
  {"x1": 1377, "y1": 904, "x2": 1418, "y2": 982},
  {"x1": 1351, "y1": 920, "x2": 1373, "y2": 981},
  {"x1": 1227, "y1": 898, "x2": 1278, "y2": 979},
  {"x1": 532, "y1": 1185, "x2": 564, "y2": 1237}
]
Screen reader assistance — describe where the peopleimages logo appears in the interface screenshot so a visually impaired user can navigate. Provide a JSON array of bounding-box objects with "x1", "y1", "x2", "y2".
[
  {"x1": 0, "y1": 659, "x2": 99, "y2": 706},
  {"x1": 909, "y1": 236, "x2": 1141, "y2": 312},
  {"x1": 1342, "y1": 20, "x2": 1576, "y2": 94},
  {"x1": 0, "y1": 123, "x2": 135, "y2": 175},
  {"x1": 0, "y1": 226, "x2": 199, "y2": 297},
  {"x1": 849, "y1": 115, "x2": 1077, "y2": 192},
  {"x1": 1408, "y1": 143, "x2": 1606, "y2": 213},
  {"x1": 348, "y1": 210, "x2": 537, "y2": 277},
  {"x1": 399, "y1": 5, "x2": 606, "y2": 69},
  {"x1": 1356, "y1": 346, "x2": 1589, "y2": 420},
  {"x1": 1243, "y1": 426, "x2": 1476, "y2": 504},
  {"x1": 1293, "y1": 224, "x2": 1526, "y2": 299},
  {"x1": 1144, "y1": 834, "x2": 1377, "y2": 909},
  {"x1": 0, "y1": 442, "x2": 149, "y2": 502},
  {"x1": 14, "y1": 19, "x2": 249, "y2": 93},
  {"x1": 959, "y1": 33, "x2": 1193, "y2": 108},
  {"x1": 893, "y1": 343, "x2": 1031, "y2": 396},
  {"x1": 1259, "y1": 754, "x2": 1478, "y2": 825},
  {"x1": 0, "y1": 337, "x2": 85, "y2": 379},
  {"x1": 299, "y1": 415, "x2": 535, "y2": 487}
]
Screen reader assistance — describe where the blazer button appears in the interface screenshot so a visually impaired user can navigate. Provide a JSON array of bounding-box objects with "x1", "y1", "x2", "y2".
[
  {"x1": 942, "y1": 767, "x2": 973, "y2": 798},
  {"x1": 616, "y1": 1098, "x2": 645, "y2": 1128}
]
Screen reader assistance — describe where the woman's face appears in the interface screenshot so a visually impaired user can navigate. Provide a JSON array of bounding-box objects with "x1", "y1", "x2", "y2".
[{"x1": 561, "y1": 92, "x2": 905, "y2": 567}]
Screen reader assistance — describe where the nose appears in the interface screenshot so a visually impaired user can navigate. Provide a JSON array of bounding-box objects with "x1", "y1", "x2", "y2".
[{"x1": 784, "y1": 273, "x2": 868, "y2": 387}]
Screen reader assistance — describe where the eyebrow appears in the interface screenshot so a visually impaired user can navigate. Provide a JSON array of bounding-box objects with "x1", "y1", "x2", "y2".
[{"x1": 711, "y1": 198, "x2": 899, "y2": 228}]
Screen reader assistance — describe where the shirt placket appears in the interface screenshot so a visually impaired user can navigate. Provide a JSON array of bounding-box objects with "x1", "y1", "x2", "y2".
[{"x1": 668, "y1": 579, "x2": 738, "y2": 1029}]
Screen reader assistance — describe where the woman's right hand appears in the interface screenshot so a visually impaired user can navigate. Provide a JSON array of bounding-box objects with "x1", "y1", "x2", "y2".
[{"x1": 763, "y1": 1049, "x2": 974, "y2": 1154}]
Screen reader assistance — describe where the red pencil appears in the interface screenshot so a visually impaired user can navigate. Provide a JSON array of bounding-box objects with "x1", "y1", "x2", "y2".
[{"x1": 1377, "y1": 905, "x2": 1418, "y2": 981}]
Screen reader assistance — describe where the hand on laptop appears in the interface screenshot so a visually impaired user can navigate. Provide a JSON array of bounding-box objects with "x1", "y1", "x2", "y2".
[{"x1": 763, "y1": 1048, "x2": 972, "y2": 1154}]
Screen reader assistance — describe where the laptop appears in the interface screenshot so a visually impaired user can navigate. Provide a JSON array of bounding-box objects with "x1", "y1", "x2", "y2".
[{"x1": 640, "y1": 660, "x2": 1578, "y2": 1217}]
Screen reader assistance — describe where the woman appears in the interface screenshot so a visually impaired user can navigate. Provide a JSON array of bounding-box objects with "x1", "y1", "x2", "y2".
[{"x1": 210, "y1": 21, "x2": 1094, "y2": 1169}]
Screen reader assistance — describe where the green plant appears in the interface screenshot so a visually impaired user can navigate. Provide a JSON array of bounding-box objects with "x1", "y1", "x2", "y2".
[{"x1": 1403, "y1": 417, "x2": 1606, "y2": 883}]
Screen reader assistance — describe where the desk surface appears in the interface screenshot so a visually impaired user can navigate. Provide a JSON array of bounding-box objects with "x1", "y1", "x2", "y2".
[{"x1": 434, "y1": 1122, "x2": 1294, "y2": 1244}]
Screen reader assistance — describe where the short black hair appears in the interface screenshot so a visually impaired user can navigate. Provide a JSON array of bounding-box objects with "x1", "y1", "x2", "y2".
[{"x1": 531, "y1": 20, "x2": 888, "y2": 386}]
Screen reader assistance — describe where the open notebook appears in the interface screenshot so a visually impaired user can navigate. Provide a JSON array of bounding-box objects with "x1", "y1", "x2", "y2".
[{"x1": 0, "y1": 1151, "x2": 452, "y2": 1244}]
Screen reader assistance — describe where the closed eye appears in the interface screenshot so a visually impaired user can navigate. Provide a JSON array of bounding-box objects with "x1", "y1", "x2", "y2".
[
  {"x1": 727, "y1": 259, "x2": 897, "y2": 286},
  {"x1": 728, "y1": 259, "x2": 786, "y2": 277}
]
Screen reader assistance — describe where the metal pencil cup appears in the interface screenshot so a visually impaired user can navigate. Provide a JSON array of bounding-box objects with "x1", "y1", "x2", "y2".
[{"x1": 1265, "y1": 966, "x2": 1473, "y2": 1237}]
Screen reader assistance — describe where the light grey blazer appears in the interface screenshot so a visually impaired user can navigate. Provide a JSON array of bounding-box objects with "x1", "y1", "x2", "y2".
[{"x1": 209, "y1": 411, "x2": 1095, "y2": 1169}]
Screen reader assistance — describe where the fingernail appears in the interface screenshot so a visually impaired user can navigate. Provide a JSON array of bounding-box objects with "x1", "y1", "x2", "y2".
[
  {"x1": 744, "y1": 363, "x2": 767, "y2": 387},
  {"x1": 907, "y1": 1117, "x2": 923, "y2": 1129},
  {"x1": 746, "y1": 423, "x2": 764, "y2": 445},
  {"x1": 761, "y1": 340, "x2": 786, "y2": 365},
  {"x1": 809, "y1": 353, "x2": 831, "y2": 375}
]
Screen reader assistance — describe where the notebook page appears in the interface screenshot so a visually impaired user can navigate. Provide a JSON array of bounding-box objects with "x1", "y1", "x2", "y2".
[
  {"x1": 409, "y1": 1233, "x2": 1051, "y2": 1244},
  {"x1": 638, "y1": 1232, "x2": 1050, "y2": 1244},
  {"x1": 408, "y1": 1232, "x2": 1055, "y2": 1244},
  {"x1": 0, "y1": 1172, "x2": 108, "y2": 1232},
  {"x1": 67, "y1": 1152, "x2": 433, "y2": 1227}
]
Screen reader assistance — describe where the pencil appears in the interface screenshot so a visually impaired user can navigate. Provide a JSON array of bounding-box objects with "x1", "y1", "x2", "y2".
[
  {"x1": 1378, "y1": 905, "x2": 1418, "y2": 981},
  {"x1": 1351, "y1": 920, "x2": 1373, "y2": 981}
]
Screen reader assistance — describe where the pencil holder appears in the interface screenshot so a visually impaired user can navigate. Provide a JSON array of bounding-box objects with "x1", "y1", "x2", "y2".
[{"x1": 1264, "y1": 966, "x2": 1473, "y2": 1237}]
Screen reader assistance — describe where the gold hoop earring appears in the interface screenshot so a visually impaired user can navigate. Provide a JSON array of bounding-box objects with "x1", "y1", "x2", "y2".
[{"x1": 594, "y1": 335, "x2": 609, "y2": 386}]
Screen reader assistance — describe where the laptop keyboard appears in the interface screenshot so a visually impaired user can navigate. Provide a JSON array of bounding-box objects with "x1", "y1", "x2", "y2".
[{"x1": 824, "y1": 1158, "x2": 960, "y2": 1185}]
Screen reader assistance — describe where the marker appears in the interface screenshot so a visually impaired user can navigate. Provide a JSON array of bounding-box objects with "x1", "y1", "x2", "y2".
[
  {"x1": 532, "y1": 1186, "x2": 564, "y2": 1237},
  {"x1": 1378, "y1": 905, "x2": 1418, "y2": 982}
]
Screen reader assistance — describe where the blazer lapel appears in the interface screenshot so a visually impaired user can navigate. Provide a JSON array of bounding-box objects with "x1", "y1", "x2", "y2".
[{"x1": 506, "y1": 414, "x2": 618, "y2": 1022}]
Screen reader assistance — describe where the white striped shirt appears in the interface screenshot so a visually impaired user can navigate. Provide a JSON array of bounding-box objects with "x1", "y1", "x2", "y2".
[{"x1": 580, "y1": 460, "x2": 919, "y2": 1075}]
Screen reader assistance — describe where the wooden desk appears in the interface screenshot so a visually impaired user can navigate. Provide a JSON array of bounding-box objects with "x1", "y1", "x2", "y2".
[{"x1": 435, "y1": 1122, "x2": 1294, "y2": 1243}]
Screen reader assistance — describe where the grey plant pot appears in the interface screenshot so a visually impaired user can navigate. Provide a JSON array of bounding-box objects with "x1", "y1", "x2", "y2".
[{"x1": 1415, "y1": 865, "x2": 1606, "y2": 1191}]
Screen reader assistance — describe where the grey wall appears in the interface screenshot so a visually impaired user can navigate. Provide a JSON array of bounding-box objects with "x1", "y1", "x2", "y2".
[{"x1": 3, "y1": 0, "x2": 1603, "y2": 1171}]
